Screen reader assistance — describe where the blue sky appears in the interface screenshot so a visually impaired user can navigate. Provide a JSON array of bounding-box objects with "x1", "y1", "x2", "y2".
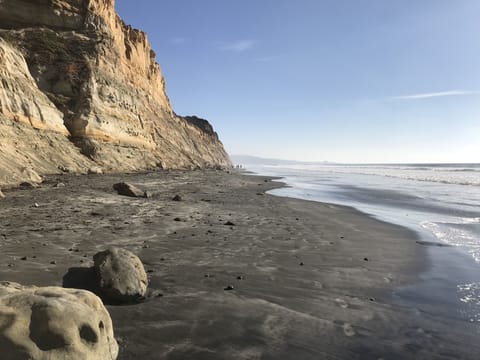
[{"x1": 115, "y1": 0, "x2": 480, "y2": 163}]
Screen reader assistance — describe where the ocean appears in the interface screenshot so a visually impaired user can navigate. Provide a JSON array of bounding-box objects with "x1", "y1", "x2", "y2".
[{"x1": 245, "y1": 162, "x2": 480, "y2": 323}]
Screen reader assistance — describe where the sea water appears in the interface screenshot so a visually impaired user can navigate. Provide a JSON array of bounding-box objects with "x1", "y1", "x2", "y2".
[{"x1": 245, "y1": 163, "x2": 480, "y2": 322}]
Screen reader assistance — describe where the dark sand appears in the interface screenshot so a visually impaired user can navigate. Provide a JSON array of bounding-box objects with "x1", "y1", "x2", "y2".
[{"x1": 0, "y1": 170, "x2": 478, "y2": 359}]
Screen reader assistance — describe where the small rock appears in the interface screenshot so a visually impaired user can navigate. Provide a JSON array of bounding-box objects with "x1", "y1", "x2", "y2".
[
  {"x1": 236, "y1": 276, "x2": 244, "y2": 280},
  {"x1": 58, "y1": 165, "x2": 71, "y2": 173},
  {"x1": 53, "y1": 182, "x2": 65, "y2": 188},
  {"x1": 172, "y1": 194, "x2": 182, "y2": 201},
  {"x1": 299, "y1": 262, "x2": 305, "y2": 266},
  {"x1": 33, "y1": 203, "x2": 39, "y2": 208},
  {"x1": 0, "y1": 189, "x2": 4, "y2": 199},
  {"x1": 20, "y1": 256, "x2": 27, "y2": 261},
  {"x1": 19, "y1": 182, "x2": 38, "y2": 189},
  {"x1": 224, "y1": 285, "x2": 234, "y2": 291},
  {"x1": 364, "y1": 257, "x2": 369, "y2": 262},
  {"x1": 174, "y1": 217, "x2": 182, "y2": 222},
  {"x1": 113, "y1": 182, "x2": 148, "y2": 198},
  {"x1": 224, "y1": 221, "x2": 235, "y2": 226},
  {"x1": 50, "y1": 261, "x2": 56, "y2": 265},
  {"x1": 88, "y1": 167, "x2": 103, "y2": 174}
]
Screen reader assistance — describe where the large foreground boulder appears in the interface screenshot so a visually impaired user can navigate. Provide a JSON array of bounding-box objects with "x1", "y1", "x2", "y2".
[
  {"x1": 94, "y1": 247, "x2": 148, "y2": 304},
  {"x1": 0, "y1": 282, "x2": 118, "y2": 360}
]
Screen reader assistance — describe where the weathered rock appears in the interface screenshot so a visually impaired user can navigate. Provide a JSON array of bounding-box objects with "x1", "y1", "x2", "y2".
[
  {"x1": 19, "y1": 181, "x2": 38, "y2": 189},
  {"x1": 0, "y1": 281, "x2": 118, "y2": 360},
  {"x1": 87, "y1": 167, "x2": 103, "y2": 175},
  {"x1": 113, "y1": 182, "x2": 147, "y2": 198},
  {"x1": 0, "y1": 189, "x2": 4, "y2": 198},
  {"x1": 172, "y1": 194, "x2": 182, "y2": 201},
  {"x1": 93, "y1": 247, "x2": 148, "y2": 303},
  {"x1": 0, "y1": 0, "x2": 231, "y2": 187}
]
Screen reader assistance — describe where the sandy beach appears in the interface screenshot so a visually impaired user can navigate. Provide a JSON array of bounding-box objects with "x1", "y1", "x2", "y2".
[{"x1": 0, "y1": 170, "x2": 478, "y2": 359}]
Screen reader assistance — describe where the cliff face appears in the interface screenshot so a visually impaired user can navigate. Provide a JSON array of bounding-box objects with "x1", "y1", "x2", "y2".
[{"x1": 0, "y1": 0, "x2": 230, "y2": 185}]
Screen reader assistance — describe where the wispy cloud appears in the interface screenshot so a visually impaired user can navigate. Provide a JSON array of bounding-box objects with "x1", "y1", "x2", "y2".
[
  {"x1": 392, "y1": 90, "x2": 479, "y2": 100},
  {"x1": 221, "y1": 39, "x2": 256, "y2": 53}
]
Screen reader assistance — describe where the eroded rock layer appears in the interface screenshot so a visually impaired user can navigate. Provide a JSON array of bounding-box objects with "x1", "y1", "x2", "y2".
[{"x1": 0, "y1": 0, "x2": 230, "y2": 185}]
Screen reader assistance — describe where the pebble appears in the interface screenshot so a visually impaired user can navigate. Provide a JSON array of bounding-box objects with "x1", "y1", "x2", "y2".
[
  {"x1": 224, "y1": 285, "x2": 234, "y2": 291},
  {"x1": 172, "y1": 195, "x2": 182, "y2": 201},
  {"x1": 224, "y1": 221, "x2": 235, "y2": 226}
]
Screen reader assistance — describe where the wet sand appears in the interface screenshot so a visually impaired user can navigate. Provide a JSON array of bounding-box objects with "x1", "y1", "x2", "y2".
[{"x1": 0, "y1": 170, "x2": 478, "y2": 359}]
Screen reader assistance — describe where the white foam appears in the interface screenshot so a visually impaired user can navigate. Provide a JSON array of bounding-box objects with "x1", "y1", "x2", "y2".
[
  {"x1": 421, "y1": 220, "x2": 480, "y2": 263},
  {"x1": 458, "y1": 283, "x2": 480, "y2": 322}
]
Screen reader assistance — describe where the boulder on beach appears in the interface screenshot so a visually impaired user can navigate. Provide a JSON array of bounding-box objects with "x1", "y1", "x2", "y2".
[
  {"x1": 0, "y1": 282, "x2": 118, "y2": 360},
  {"x1": 93, "y1": 247, "x2": 148, "y2": 303},
  {"x1": 113, "y1": 182, "x2": 148, "y2": 198}
]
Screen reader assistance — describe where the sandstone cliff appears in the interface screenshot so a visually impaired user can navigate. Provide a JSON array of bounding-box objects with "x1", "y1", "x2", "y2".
[{"x1": 0, "y1": 0, "x2": 231, "y2": 186}]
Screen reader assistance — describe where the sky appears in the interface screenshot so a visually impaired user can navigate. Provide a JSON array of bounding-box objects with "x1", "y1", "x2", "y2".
[{"x1": 115, "y1": 0, "x2": 480, "y2": 163}]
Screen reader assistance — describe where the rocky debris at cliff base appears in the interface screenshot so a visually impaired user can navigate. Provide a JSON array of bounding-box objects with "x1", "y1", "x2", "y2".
[
  {"x1": 113, "y1": 182, "x2": 148, "y2": 198},
  {"x1": 93, "y1": 247, "x2": 148, "y2": 304},
  {"x1": 0, "y1": 281, "x2": 118, "y2": 360},
  {"x1": 19, "y1": 181, "x2": 39, "y2": 189},
  {"x1": 88, "y1": 167, "x2": 103, "y2": 175}
]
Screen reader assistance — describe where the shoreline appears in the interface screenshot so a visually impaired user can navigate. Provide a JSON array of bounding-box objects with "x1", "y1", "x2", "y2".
[
  {"x1": 0, "y1": 170, "x2": 478, "y2": 358},
  {"x1": 259, "y1": 169, "x2": 480, "y2": 325}
]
